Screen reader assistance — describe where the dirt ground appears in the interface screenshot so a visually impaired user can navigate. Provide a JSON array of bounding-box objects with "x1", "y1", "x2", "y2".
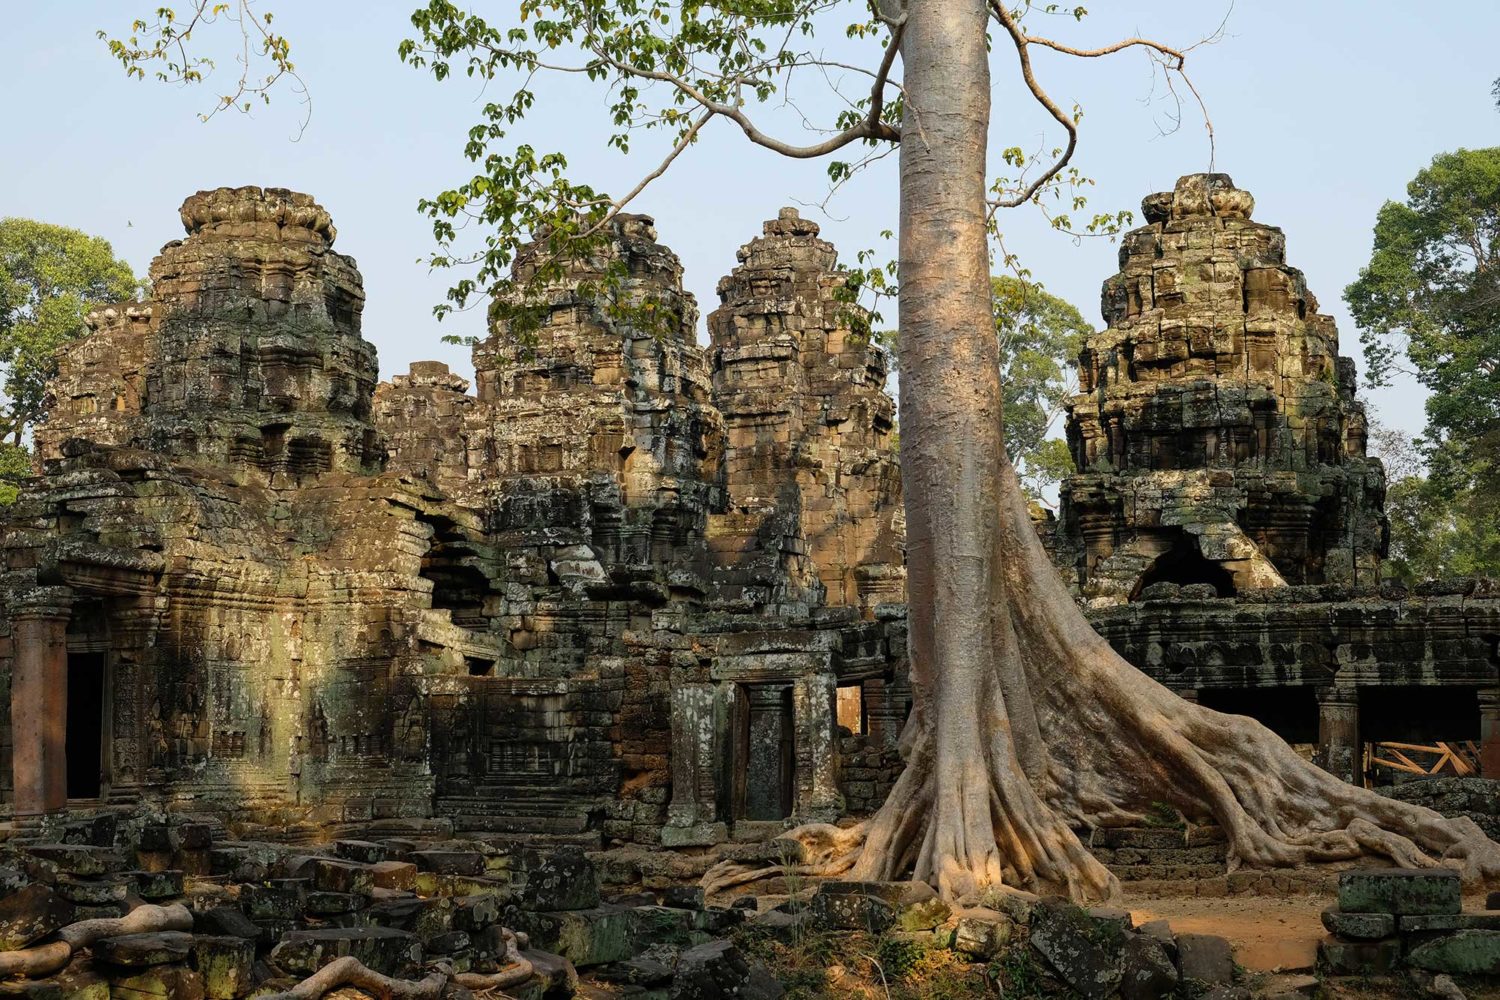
[
  {"x1": 1128, "y1": 892, "x2": 1328, "y2": 973},
  {"x1": 1128, "y1": 890, "x2": 1499, "y2": 978}
]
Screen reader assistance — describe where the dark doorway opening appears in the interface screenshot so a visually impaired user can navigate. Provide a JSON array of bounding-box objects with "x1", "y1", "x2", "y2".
[
  {"x1": 1198, "y1": 687, "x2": 1318, "y2": 744},
  {"x1": 66, "y1": 652, "x2": 104, "y2": 799},
  {"x1": 1133, "y1": 535, "x2": 1236, "y2": 599}
]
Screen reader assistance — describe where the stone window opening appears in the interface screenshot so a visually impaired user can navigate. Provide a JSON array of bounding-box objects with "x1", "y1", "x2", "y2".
[
  {"x1": 836, "y1": 683, "x2": 865, "y2": 736},
  {"x1": 1198, "y1": 686, "x2": 1318, "y2": 752},
  {"x1": 417, "y1": 513, "x2": 491, "y2": 631},
  {"x1": 466, "y1": 657, "x2": 496, "y2": 677},
  {"x1": 1131, "y1": 534, "x2": 1236, "y2": 600}
]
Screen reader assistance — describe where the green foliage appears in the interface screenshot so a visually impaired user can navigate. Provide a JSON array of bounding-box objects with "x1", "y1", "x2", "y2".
[
  {"x1": 98, "y1": 2, "x2": 307, "y2": 133},
  {"x1": 0, "y1": 443, "x2": 33, "y2": 505},
  {"x1": 1344, "y1": 148, "x2": 1500, "y2": 505},
  {"x1": 878, "y1": 275, "x2": 1090, "y2": 499},
  {"x1": 0, "y1": 219, "x2": 141, "y2": 446},
  {"x1": 1367, "y1": 419, "x2": 1500, "y2": 583}
]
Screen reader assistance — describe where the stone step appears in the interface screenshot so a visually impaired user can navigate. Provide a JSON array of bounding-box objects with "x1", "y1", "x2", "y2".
[{"x1": 1109, "y1": 863, "x2": 1226, "y2": 882}]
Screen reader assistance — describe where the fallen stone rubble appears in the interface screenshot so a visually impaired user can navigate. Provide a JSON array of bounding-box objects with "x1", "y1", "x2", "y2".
[{"x1": 0, "y1": 816, "x2": 786, "y2": 999}]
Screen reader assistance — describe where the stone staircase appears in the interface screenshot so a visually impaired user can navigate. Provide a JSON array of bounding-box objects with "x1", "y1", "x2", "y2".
[{"x1": 1085, "y1": 825, "x2": 1229, "y2": 882}]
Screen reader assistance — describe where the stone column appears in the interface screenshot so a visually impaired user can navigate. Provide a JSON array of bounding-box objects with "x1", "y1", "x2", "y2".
[
  {"x1": 792, "y1": 671, "x2": 842, "y2": 822},
  {"x1": 661, "y1": 681, "x2": 728, "y2": 846},
  {"x1": 10, "y1": 589, "x2": 72, "y2": 816},
  {"x1": 1478, "y1": 687, "x2": 1500, "y2": 780},
  {"x1": 1314, "y1": 686, "x2": 1361, "y2": 786}
]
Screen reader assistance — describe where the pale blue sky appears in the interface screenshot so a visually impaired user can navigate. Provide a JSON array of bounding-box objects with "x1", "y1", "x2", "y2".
[{"x1": 4, "y1": 2, "x2": 1498, "y2": 440}]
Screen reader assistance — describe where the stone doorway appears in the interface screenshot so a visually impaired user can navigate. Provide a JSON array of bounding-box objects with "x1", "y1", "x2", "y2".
[{"x1": 65, "y1": 651, "x2": 105, "y2": 800}]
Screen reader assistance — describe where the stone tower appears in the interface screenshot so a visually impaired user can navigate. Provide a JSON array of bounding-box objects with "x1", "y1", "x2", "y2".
[
  {"x1": 1056, "y1": 173, "x2": 1387, "y2": 606},
  {"x1": 707, "y1": 208, "x2": 904, "y2": 614},
  {"x1": 38, "y1": 187, "x2": 381, "y2": 482}
]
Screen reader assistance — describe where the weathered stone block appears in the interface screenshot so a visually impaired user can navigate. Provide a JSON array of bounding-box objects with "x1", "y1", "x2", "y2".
[
  {"x1": 27, "y1": 844, "x2": 117, "y2": 876},
  {"x1": 190, "y1": 934, "x2": 256, "y2": 999},
  {"x1": 124, "y1": 870, "x2": 184, "y2": 901},
  {"x1": 311, "y1": 859, "x2": 375, "y2": 896},
  {"x1": 1028, "y1": 899, "x2": 1126, "y2": 1000},
  {"x1": 512, "y1": 905, "x2": 639, "y2": 968},
  {"x1": 1120, "y1": 933, "x2": 1179, "y2": 1000},
  {"x1": 1316, "y1": 935, "x2": 1401, "y2": 976},
  {"x1": 1176, "y1": 933, "x2": 1235, "y2": 986},
  {"x1": 92, "y1": 930, "x2": 195, "y2": 966},
  {"x1": 1337, "y1": 868, "x2": 1461, "y2": 916},
  {"x1": 367, "y1": 861, "x2": 418, "y2": 891},
  {"x1": 520, "y1": 849, "x2": 599, "y2": 911},
  {"x1": 1321, "y1": 907, "x2": 1396, "y2": 940},
  {"x1": 270, "y1": 927, "x2": 422, "y2": 977},
  {"x1": 0, "y1": 883, "x2": 75, "y2": 950},
  {"x1": 334, "y1": 840, "x2": 388, "y2": 864},
  {"x1": 412, "y1": 851, "x2": 485, "y2": 876},
  {"x1": 1405, "y1": 930, "x2": 1500, "y2": 976}
]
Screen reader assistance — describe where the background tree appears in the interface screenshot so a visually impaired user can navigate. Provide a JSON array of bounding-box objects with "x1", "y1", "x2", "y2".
[
  {"x1": 1367, "y1": 418, "x2": 1500, "y2": 583},
  {"x1": 878, "y1": 275, "x2": 1090, "y2": 501},
  {"x1": 0, "y1": 219, "x2": 140, "y2": 449},
  {"x1": 1345, "y1": 148, "x2": 1500, "y2": 516},
  {"x1": 105, "y1": 1, "x2": 1500, "y2": 901}
]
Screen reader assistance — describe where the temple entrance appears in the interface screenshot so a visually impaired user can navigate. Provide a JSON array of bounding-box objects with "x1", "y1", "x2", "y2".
[
  {"x1": 66, "y1": 651, "x2": 104, "y2": 800},
  {"x1": 734, "y1": 683, "x2": 795, "y2": 821},
  {"x1": 1133, "y1": 534, "x2": 1236, "y2": 599}
]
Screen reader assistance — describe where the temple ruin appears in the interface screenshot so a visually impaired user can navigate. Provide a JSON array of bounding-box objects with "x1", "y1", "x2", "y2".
[{"x1": 0, "y1": 175, "x2": 1496, "y2": 852}]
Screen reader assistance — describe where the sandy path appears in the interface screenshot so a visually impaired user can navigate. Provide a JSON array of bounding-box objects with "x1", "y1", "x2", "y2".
[{"x1": 1127, "y1": 894, "x2": 1327, "y2": 973}]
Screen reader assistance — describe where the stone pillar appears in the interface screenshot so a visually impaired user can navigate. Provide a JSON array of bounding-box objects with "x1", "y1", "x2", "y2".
[
  {"x1": 1478, "y1": 687, "x2": 1500, "y2": 780},
  {"x1": 10, "y1": 590, "x2": 72, "y2": 816},
  {"x1": 661, "y1": 681, "x2": 728, "y2": 846},
  {"x1": 792, "y1": 671, "x2": 842, "y2": 822},
  {"x1": 1315, "y1": 686, "x2": 1361, "y2": 786}
]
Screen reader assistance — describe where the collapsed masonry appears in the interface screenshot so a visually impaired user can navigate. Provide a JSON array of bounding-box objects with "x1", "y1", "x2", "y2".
[{"x1": 0, "y1": 176, "x2": 1496, "y2": 854}]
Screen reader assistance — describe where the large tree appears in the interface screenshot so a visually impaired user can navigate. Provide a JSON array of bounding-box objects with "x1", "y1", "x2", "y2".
[
  {"x1": 879, "y1": 275, "x2": 1089, "y2": 502},
  {"x1": 0, "y1": 219, "x2": 140, "y2": 447},
  {"x1": 105, "y1": 1, "x2": 1500, "y2": 901}
]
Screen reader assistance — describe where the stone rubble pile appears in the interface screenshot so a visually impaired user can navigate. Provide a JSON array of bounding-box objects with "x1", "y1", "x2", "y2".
[{"x1": 0, "y1": 816, "x2": 787, "y2": 999}]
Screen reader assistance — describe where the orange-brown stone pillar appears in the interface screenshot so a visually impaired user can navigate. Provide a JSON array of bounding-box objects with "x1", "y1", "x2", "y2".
[
  {"x1": 1479, "y1": 687, "x2": 1500, "y2": 780},
  {"x1": 10, "y1": 590, "x2": 72, "y2": 816}
]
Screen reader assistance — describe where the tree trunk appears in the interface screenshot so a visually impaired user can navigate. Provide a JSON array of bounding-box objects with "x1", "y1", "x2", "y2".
[{"x1": 706, "y1": 0, "x2": 1500, "y2": 905}]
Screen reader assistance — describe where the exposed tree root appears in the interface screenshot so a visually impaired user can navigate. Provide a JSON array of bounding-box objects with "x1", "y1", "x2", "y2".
[
  {"x1": 704, "y1": 451, "x2": 1500, "y2": 904},
  {"x1": 0, "y1": 903, "x2": 193, "y2": 979},
  {"x1": 256, "y1": 956, "x2": 448, "y2": 1000}
]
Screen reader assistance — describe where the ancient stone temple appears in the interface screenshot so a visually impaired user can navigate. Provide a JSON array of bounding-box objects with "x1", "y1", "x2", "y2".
[
  {"x1": 1, "y1": 176, "x2": 1495, "y2": 856},
  {"x1": 1054, "y1": 173, "x2": 1386, "y2": 607},
  {"x1": 1049, "y1": 174, "x2": 1500, "y2": 788},
  {"x1": 0, "y1": 190, "x2": 908, "y2": 846}
]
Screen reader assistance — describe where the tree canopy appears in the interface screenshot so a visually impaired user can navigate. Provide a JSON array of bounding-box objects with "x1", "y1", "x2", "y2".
[
  {"x1": 1344, "y1": 147, "x2": 1500, "y2": 515},
  {"x1": 0, "y1": 219, "x2": 141, "y2": 448}
]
